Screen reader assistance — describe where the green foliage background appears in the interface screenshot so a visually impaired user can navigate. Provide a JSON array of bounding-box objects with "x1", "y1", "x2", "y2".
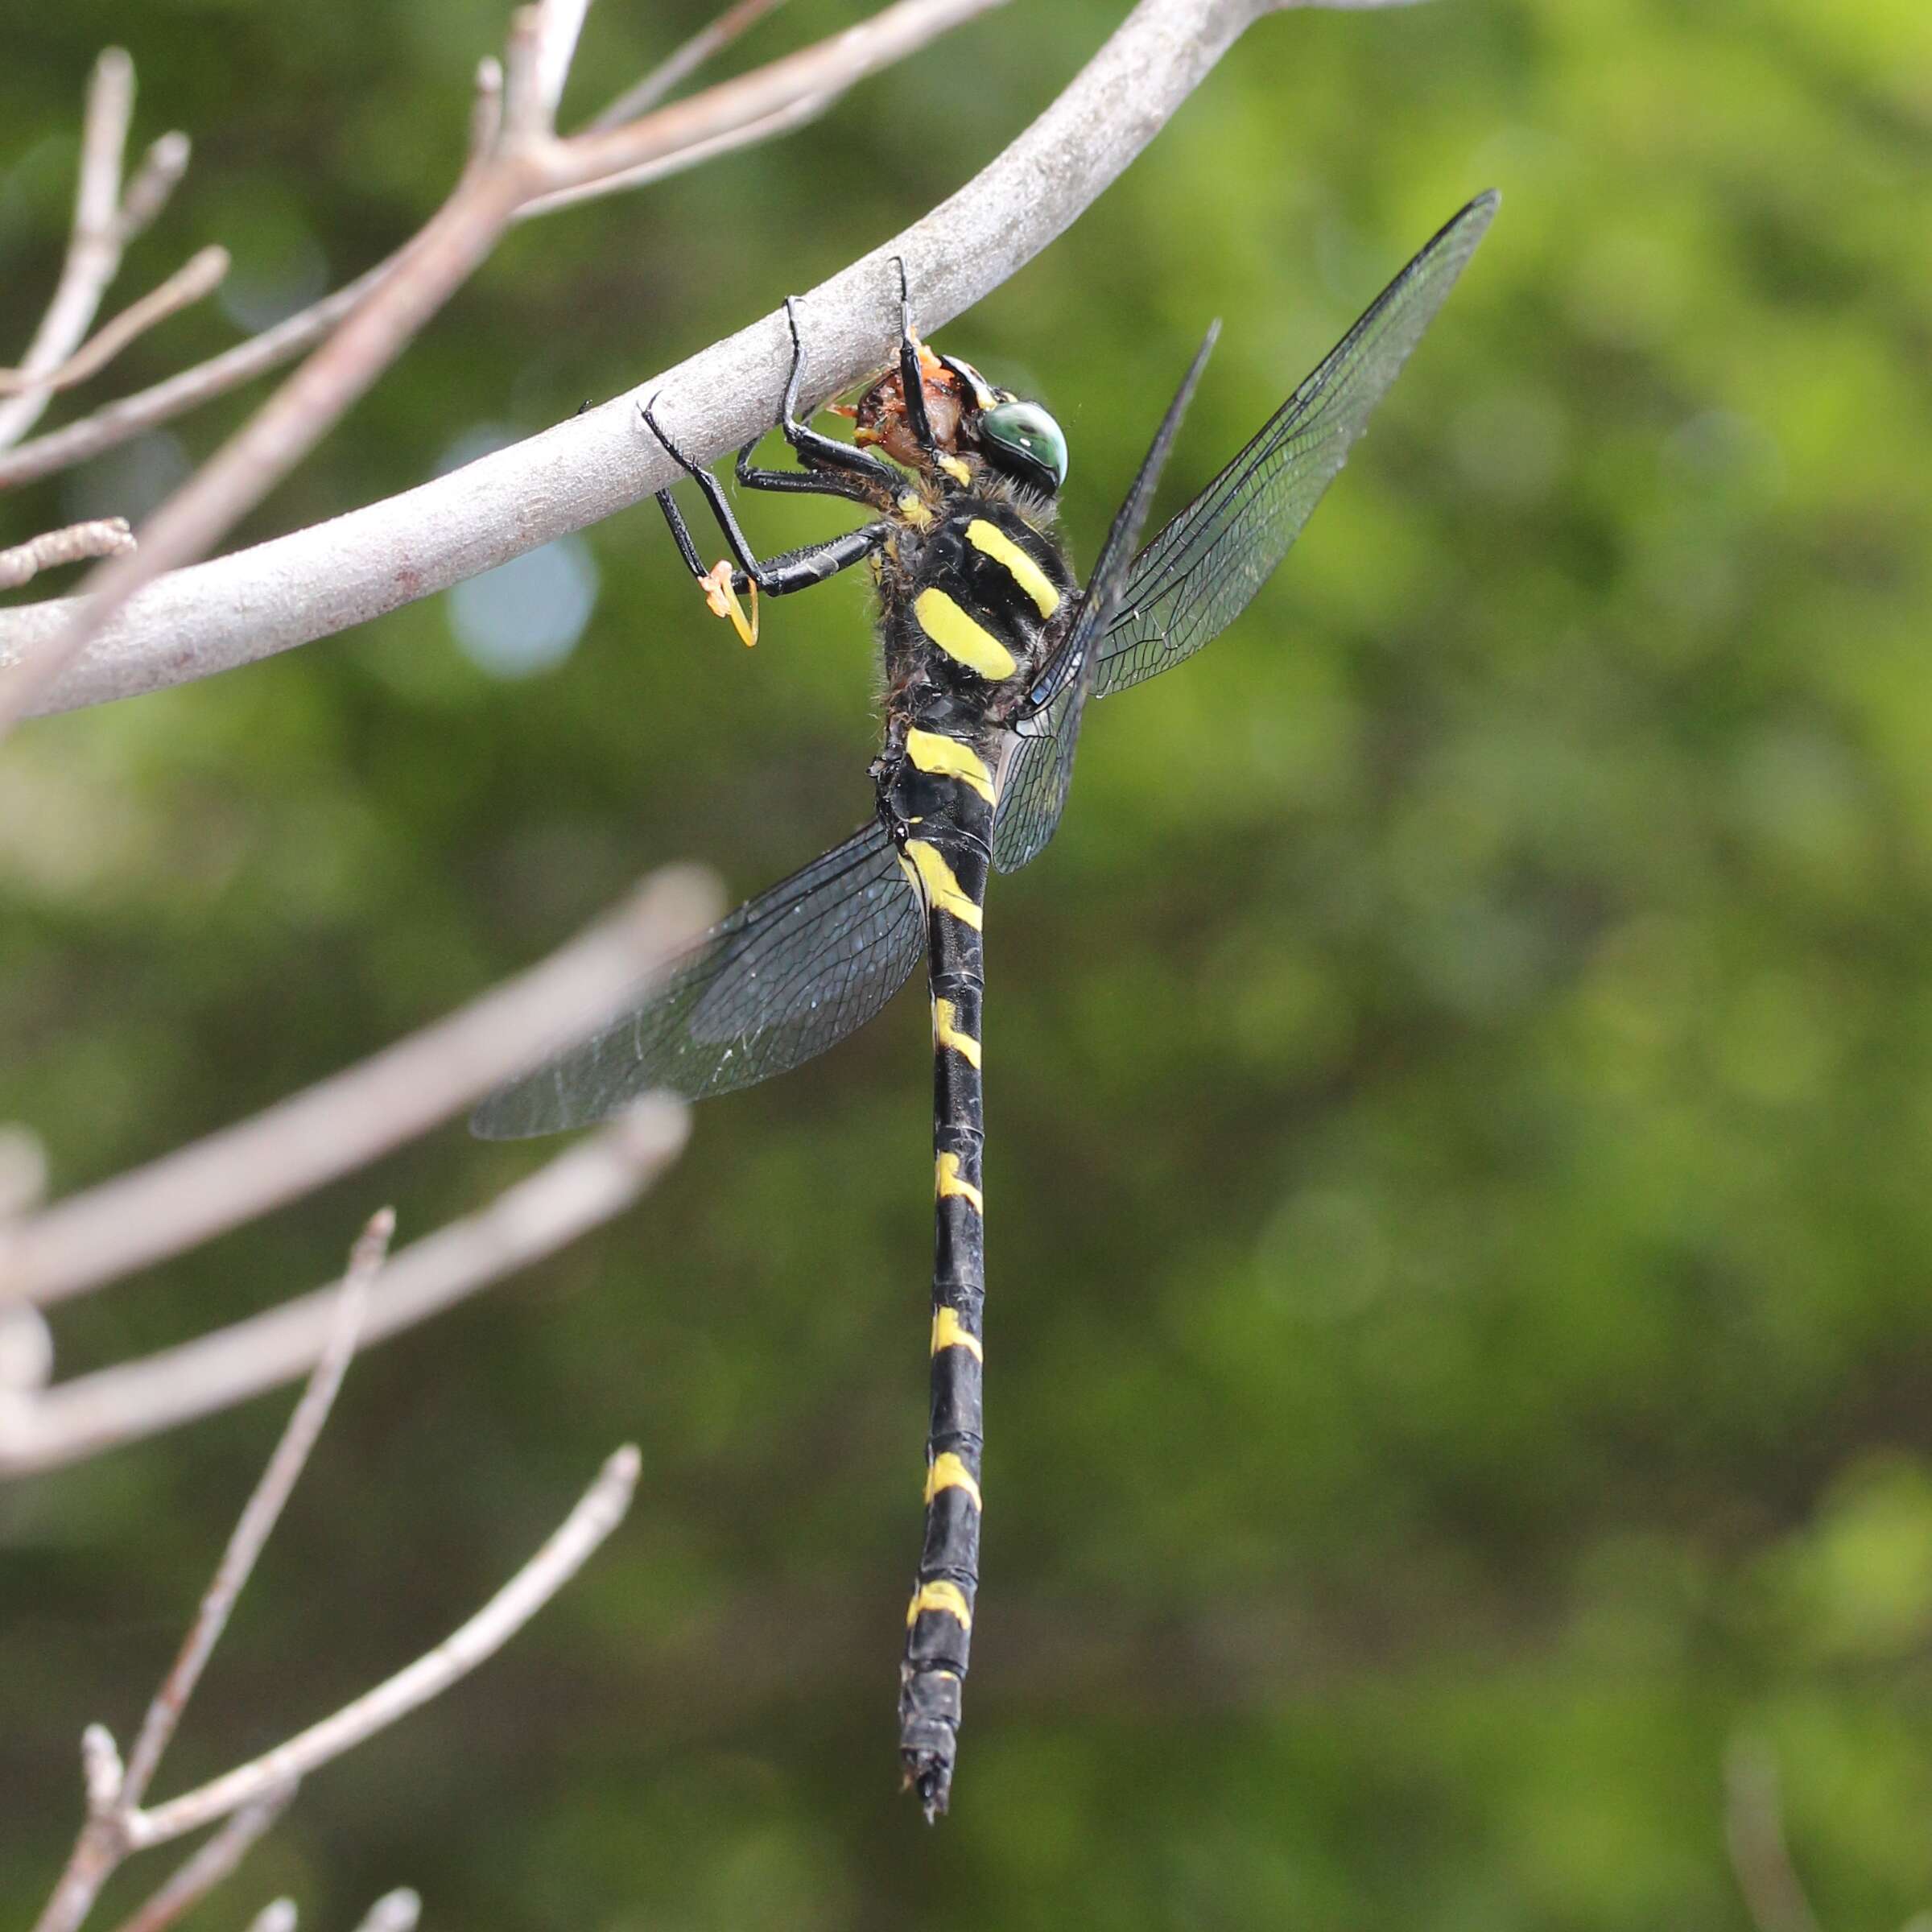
[{"x1": 4, "y1": 2, "x2": 1930, "y2": 1926}]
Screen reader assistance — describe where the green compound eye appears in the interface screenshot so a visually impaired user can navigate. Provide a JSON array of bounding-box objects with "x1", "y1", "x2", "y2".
[{"x1": 980, "y1": 400, "x2": 1068, "y2": 496}]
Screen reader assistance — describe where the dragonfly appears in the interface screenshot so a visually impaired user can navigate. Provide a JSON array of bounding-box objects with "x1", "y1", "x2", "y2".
[{"x1": 475, "y1": 189, "x2": 1498, "y2": 1818}]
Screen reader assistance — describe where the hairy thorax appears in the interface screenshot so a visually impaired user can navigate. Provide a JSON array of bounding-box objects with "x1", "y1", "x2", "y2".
[{"x1": 875, "y1": 483, "x2": 1073, "y2": 749}]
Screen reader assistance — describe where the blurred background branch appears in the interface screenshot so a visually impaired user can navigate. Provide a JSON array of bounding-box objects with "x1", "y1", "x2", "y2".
[
  {"x1": 1, "y1": 1101, "x2": 691, "y2": 1476},
  {"x1": 3, "y1": 863, "x2": 716, "y2": 1307},
  {"x1": 30, "y1": 1209, "x2": 637, "y2": 1932},
  {"x1": 0, "y1": 51, "x2": 192, "y2": 451}
]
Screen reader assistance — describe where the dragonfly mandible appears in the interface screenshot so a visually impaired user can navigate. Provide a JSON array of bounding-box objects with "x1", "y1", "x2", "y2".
[{"x1": 475, "y1": 190, "x2": 1499, "y2": 1818}]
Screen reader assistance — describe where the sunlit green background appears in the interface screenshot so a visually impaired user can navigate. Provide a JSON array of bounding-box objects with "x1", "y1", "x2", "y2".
[{"x1": 5, "y1": 2, "x2": 1930, "y2": 1926}]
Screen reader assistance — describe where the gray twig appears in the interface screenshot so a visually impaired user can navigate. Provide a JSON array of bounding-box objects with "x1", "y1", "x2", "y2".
[
  {"x1": 104, "y1": 1785, "x2": 297, "y2": 1932},
  {"x1": 2, "y1": 1101, "x2": 689, "y2": 1476},
  {"x1": 29, "y1": 1216, "x2": 390, "y2": 1932},
  {"x1": 0, "y1": 248, "x2": 229, "y2": 398},
  {"x1": 6, "y1": 864, "x2": 715, "y2": 1308},
  {"x1": 349, "y1": 1890, "x2": 422, "y2": 1932},
  {"x1": 0, "y1": 519, "x2": 134, "y2": 591},
  {"x1": 586, "y1": 0, "x2": 795, "y2": 130},
  {"x1": 0, "y1": 0, "x2": 815, "y2": 495},
  {"x1": 0, "y1": 52, "x2": 192, "y2": 449},
  {"x1": 127, "y1": 1443, "x2": 639, "y2": 1849},
  {"x1": 1724, "y1": 1739, "x2": 1825, "y2": 1932}
]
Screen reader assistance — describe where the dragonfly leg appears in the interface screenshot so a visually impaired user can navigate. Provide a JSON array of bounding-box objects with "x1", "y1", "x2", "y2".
[
  {"x1": 646, "y1": 397, "x2": 888, "y2": 602},
  {"x1": 890, "y1": 255, "x2": 937, "y2": 456},
  {"x1": 774, "y1": 293, "x2": 904, "y2": 486},
  {"x1": 733, "y1": 437, "x2": 879, "y2": 502}
]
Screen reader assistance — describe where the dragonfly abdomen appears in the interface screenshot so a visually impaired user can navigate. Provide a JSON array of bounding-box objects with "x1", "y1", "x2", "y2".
[{"x1": 892, "y1": 787, "x2": 993, "y2": 1821}]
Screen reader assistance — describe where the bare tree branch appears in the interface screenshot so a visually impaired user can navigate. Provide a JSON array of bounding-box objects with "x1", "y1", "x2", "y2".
[
  {"x1": 6, "y1": 864, "x2": 716, "y2": 1308},
  {"x1": 0, "y1": 518, "x2": 135, "y2": 591},
  {"x1": 126, "y1": 1441, "x2": 640, "y2": 1850},
  {"x1": 125, "y1": 1214, "x2": 391, "y2": 1805},
  {"x1": 0, "y1": 0, "x2": 821, "y2": 494},
  {"x1": 0, "y1": 1100, "x2": 688, "y2": 1476},
  {"x1": 105, "y1": 1785, "x2": 297, "y2": 1932},
  {"x1": 1725, "y1": 1739, "x2": 1825, "y2": 1932},
  {"x1": 0, "y1": 0, "x2": 1006, "y2": 738},
  {"x1": 518, "y1": 85, "x2": 836, "y2": 220},
  {"x1": 0, "y1": 248, "x2": 229, "y2": 398},
  {"x1": 348, "y1": 1893, "x2": 421, "y2": 1932},
  {"x1": 586, "y1": 0, "x2": 795, "y2": 130},
  {"x1": 0, "y1": 52, "x2": 193, "y2": 450},
  {"x1": 30, "y1": 1217, "x2": 388, "y2": 1932},
  {"x1": 0, "y1": 0, "x2": 1428, "y2": 722}
]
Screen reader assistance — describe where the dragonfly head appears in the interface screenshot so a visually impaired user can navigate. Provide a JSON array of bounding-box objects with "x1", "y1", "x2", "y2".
[
  {"x1": 975, "y1": 396, "x2": 1069, "y2": 498},
  {"x1": 935, "y1": 353, "x2": 1067, "y2": 498},
  {"x1": 841, "y1": 343, "x2": 1068, "y2": 498}
]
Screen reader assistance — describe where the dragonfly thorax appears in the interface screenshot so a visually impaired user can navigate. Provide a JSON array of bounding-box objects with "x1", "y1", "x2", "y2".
[{"x1": 877, "y1": 493, "x2": 1075, "y2": 727}]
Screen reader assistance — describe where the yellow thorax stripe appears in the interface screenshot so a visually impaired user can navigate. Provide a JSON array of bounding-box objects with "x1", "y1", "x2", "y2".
[
  {"x1": 925, "y1": 1452, "x2": 983, "y2": 1509},
  {"x1": 931, "y1": 1307, "x2": 983, "y2": 1360},
  {"x1": 913, "y1": 588, "x2": 1018, "y2": 681},
  {"x1": 906, "y1": 728, "x2": 996, "y2": 803},
  {"x1": 931, "y1": 997, "x2": 983, "y2": 1068},
  {"x1": 938, "y1": 454, "x2": 972, "y2": 488},
  {"x1": 935, "y1": 1151, "x2": 984, "y2": 1214},
  {"x1": 966, "y1": 518, "x2": 1061, "y2": 619},
  {"x1": 907, "y1": 1579, "x2": 973, "y2": 1630},
  {"x1": 902, "y1": 840, "x2": 983, "y2": 929}
]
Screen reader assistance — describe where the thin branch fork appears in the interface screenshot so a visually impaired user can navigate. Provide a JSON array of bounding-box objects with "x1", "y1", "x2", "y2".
[
  {"x1": 31, "y1": 1216, "x2": 388, "y2": 1932},
  {"x1": 0, "y1": 0, "x2": 1430, "y2": 725},
  {"x1": 0, "y1": 0, "x2": 1006, "y2": 740},
  {"x1": 0, "y1": 0, "x2": 803, "y2": 493},
  {"x1": 131, "y1": 1440, "x2": 638, "y2": 1850},
  {"x1": 0, "y1": 51, "x2": 194, "y2": 451},
  {"x1": 0, "y1": 247, "x2": 229, "y2": 399},
  {"x1": 4, "y1": 863, "x2": 716, "y2": 1308},
  {"x1": 30, "y1": 1204, "x2": 642, "y2": 1932}
]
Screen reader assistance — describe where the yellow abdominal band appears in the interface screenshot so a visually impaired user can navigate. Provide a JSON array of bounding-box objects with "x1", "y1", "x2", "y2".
[
  {"x1": 931, "y1": 1307, "x2": 983, "y2": 1360},
  {"x1": 908, "y1": 1580, "x2": 973, "y2": 1630},
  {"x1": 924, "y1": 1452, "x2": 983, "y2": 1509},
  {"x1": 936, "y1": 1151, "x2": 984, "y2": 1214},
  {"x1": 932, "y1": 997, "x2": 984, "y2": 1068},
  {"x1": 906, "y1": 727, "x2": 996, "y2": 804},
  {"x1": 914, "y1": 588, "x2": 1017, "y2": 680},
  {"x1": 902, "y1": 840, "x2": 983, "y2": 929}
]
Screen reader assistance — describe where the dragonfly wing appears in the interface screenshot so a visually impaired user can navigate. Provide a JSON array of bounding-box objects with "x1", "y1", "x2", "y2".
[
  {"x1": 472, "y1": 819, "x2": 923, "y2": 1136},
  {"x1": 1094, "y1": 191, "x2": 1498, "y2": 701},
  {"x1": 992, "y1": 324, "x2": 1221, "y2": 873}
]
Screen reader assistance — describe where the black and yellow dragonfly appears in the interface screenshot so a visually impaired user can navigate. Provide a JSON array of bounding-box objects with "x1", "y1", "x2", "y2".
[{"x1": 475, "y1": 191, "x2": 1497, "y2": 1818}]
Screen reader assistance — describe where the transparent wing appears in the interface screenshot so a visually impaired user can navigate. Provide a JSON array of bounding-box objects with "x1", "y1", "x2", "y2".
[
  {"x1": 473, "y1": 819, "x2": 923, "y2": 1135},
  {"x1": 992, "y1": 325, "x2": 1220, "y2": 873},
  {"x1": 1093, "y1": 191, "x2": 1498, "y2": 701}
]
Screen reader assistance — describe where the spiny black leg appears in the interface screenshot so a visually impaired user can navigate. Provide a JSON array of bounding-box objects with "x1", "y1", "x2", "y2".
[
  {"x1": 777, "y1": 295, "x2": 901, "y2": 485},
  {"x1": 655, "y1": 488, "x2": 708, "y2": 581},
  {"x1": 736, "y1": 436, "x2": 881, "y2": 506},
  {"x1": 893, "y1": 256, "x2": 936, "y2": 456},
  {"x1": 742, "y1": 522, "x2": 892, "y2": 597},
  {"x1": 643, "y1": 394, "x2": 774, "y2": 584}
]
